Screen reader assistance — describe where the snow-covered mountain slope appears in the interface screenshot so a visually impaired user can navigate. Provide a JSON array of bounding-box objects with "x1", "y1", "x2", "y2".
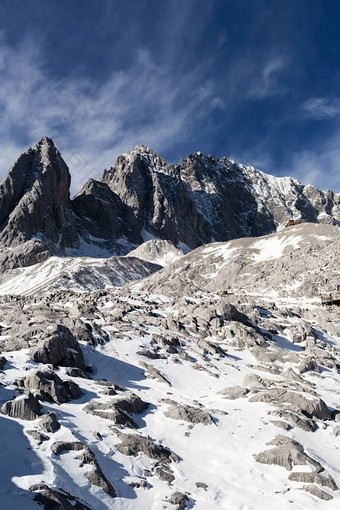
[
  {"x1": 127, "y1": 239, "x2": 185, "y2": 266},
  {"x1": 0, "y1": 255, "x2": 161, "y2": 296},
  {"x1": 135, "y1": 222, "x2": 340, "y2": 301},
  {"x1": 0, "y1": 222, "x2": 340, "y2": 509}
]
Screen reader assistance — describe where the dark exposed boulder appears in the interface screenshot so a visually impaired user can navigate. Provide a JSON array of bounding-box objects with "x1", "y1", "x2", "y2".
[
  {"x1": 166, "y1": 491, "x2": 190, "y2": 509},
  {"x1": 26, "y1": 430, "x2": 49, "y2": 443},
  {"x1": 0, "y1": 356, "x2": 7, "y2": 370},
  {"x1": 30, "y1": 483, "x2": 91, "y2": 510},
  {"x1": 114, "y1": 430, "x2": 180, "y2": 463},
  {"x1": 1, "y1": 392, "x2": 42, "y2": 420},
  {"x1": 29, "y1": 325, "x2": 85, "y2": 370},
  {"x1": 17, "y1": 370, "x2": 82, "y2": 404},
  {"x1": 83, "y1": 392, "x2": 148, "y2": 428},
  {"x1": 40, "y1": 412, "x2": 60, "y2": 433}
]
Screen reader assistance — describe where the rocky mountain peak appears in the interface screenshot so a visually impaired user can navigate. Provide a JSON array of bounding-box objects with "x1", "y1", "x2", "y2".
[
  {"x1": 0, "y1": 138, "x2": 339, "y2": 271},
  {"x1": 0, "y1": 138, "x2": 80, "y2": 270}
]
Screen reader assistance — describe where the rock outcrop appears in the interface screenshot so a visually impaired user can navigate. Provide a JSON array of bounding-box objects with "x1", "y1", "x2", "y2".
[
  {"x1": 1, "y1": 392, "x2": 42, "y2": 420},
  {"x1": 29, "y1": 325, "x2": 85, "y2": 370},
  {"x1": 0, "y1": 137, "x2": 79, "y2": 269},
  {"x1": 17, "y1": 370, "x2": 82, "y2": 403}
]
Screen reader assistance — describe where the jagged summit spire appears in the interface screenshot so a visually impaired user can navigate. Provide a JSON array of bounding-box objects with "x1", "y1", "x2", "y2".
[
  {"x1": 122, "y1": 144, "x2": 159, "y2": 158},
  {"x1": 33, "y1": 136, "x2": 56, "y2": 151}
]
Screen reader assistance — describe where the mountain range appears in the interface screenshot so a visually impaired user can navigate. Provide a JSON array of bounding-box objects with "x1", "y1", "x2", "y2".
[{"x1": 0, "y1": 136, "x2": 339, "y2": 271}]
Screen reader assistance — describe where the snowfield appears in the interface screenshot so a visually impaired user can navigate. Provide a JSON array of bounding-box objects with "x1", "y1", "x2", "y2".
[{"x1": 0, "y1": 223, "x2": 339, "y2": 509}]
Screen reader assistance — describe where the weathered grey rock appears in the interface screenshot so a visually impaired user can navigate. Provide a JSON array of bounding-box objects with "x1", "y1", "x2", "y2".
[
  {"x1": 0, "y1": 137, "x2": 79, "y2": 269},
  {"x1": 0, "y1": 140, "x2": 338, "y2": 266},
  {"x1": 288, "y1": 472, "x2": 337, "y2": 490},
  {"x1": 83, "y1": 392, "x2": 148, "y2": 428},
  {"x1": 242, "y1": 373, "x2": 268, "y2": 390},
  {"x1": 40, "y1": 412, "x2": 60, "y2": 433},
  {"x1": 254, "y1": 435, "x2": 323, "y2": 472},
  {"x1": 72, "y1": 178, "x2": 140, "y2": 248},
  {"x1": 30, "y1": 483, "x2": 91, "y2": 510},
  {"x1": 84, "y1": 402, "x2": 137, "y2": 428},
  {"x1": 197, "y1": 339, "x2": 227, "y2": 357},
  {"x1": 102, "y1": 145, "x2": 340, "y2": 251},
  {"x1": 113, "y1": 392, "x2": 149, "y2": 414},
  {"x1": 333, "y1": 425, "x2": 340, "y2": 436},
  {"x1": 137, "y1": 348, "x2": 163, "y2": 359},
  {"x1": 26, "y1": 430, "x2": 49, "y2": 443},
  {"x1": 52, "y1": 441, "x2": 85, "y2": 455},
  {"x1": 152, "y1": 333, "x2": 180, "y2": 354},
  {"x1": 102, "y1": 147, "x2": 212, "y2": 248},
  {"x1": 249, "y1": 389, "x2": 330, "y2": 420},
  {"x1": 218, "y1": 386, "x2": 249, "y2": 400},
  {"x1": 332, "y1": 410, "x2": 340, "y2": 422},
  {"x1": 268, "y1": 420, "x2": 292, "y2": 431},
  {"x1": 302, "y1": 484, "x2": 333, "y2": 500},
  {"x1": 141, "y1": 362, "x2": 172, "y2": 386},
  {"x1": 1, "y1": 392, "x2": 42, "y2": 420},
  {"x1": 154, "y1": 465, "x2": 175, "y2": 483},
  {"x1": 29, "y1": 325, "x2": 85, "y2": 370},
  {"x1": 127, "y1": 239, "x2": 184, "y2": 266},
  {"x1": 85, "y1": 468, "x2": 116, "y2": 498},
  {"x1": 17, "y1": 370, "x2": 82, "y2": 404},
  {"x1": 288, "y1": 322, "x2": 315, "y2": 343},
  {"x1": 114, "y1": 431, "x2": 180, "y2": 463},
  {"x1": 163, "y1": 400, "x2": 213, "y2": 425},
  {"x1": 166, "y1": 491, "x2": 189, "y2": 509},
  {"x1": 130, "y1": 479, "x2": 148, "y2": 489},
  {"x1": 269, "y1": 410, "x2": 317, "y2": 432},
  {"x1": 298, "y1": 357, "x2": 319, "y2": 374},
  {"x1": 196, "y1": 482, "x2": 208, "y2": 490}
]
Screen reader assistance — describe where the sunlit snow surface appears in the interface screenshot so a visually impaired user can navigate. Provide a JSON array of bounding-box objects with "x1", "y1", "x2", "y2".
[
  {"x1": 251, "y1": 234, "x2": 302, "y2": 262},
  {"x1": 0, "y1": 223, "x2": 339, "y2": 509},
  {"x1": 1, "y1": 291, "x2": 340, "y2": 509}
]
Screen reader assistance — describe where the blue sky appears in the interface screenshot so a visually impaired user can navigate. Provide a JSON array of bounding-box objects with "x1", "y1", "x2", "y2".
[{"x1": 0, "y1": 0, "x2": 340, "y2": 194}]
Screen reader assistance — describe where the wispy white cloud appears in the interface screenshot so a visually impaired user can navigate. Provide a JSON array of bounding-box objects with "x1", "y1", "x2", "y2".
[
  {"x1": 0, "y1": 35, "x2": 223, "y2": 194},
  {"x1": 290, "y1": 134, "x2": 340, "y2": 192},
  {"x1": 246, "y1": 56, "x2": 288, "y2": 99},
  {"x1": 303, "y1": 97, "x2": 340, "y2": 119}
]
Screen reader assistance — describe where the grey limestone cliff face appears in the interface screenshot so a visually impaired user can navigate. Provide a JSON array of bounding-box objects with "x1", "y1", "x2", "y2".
[
  {"x1": 72, "y1": 178, "x2": 141, "y2": 247},
  {"x1": 101, "y1": 145, "x2": 340, "y2": 248},
  {"x1": 0, "y1": 137, "x2": 82, "y2": 269},
  {"x1": 102, "y1": 146, "x2": 212, "y2": 249},
  {"x1": 0, "y1": 137, "x2": 77, "y2": 248}
]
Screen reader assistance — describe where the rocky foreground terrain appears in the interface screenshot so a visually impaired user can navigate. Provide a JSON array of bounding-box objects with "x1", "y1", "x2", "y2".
[{"x1": 0, "y1": 139, "x2": 339, "y2": 509}]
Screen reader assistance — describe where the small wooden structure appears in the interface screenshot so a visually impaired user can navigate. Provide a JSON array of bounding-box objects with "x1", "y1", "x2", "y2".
[
  {"x1": 286, "y1": 219, "x2": 304, "y2": 227},
  {"x1": 321, "y1": 293, "x2": 340, "y2": 307}
]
